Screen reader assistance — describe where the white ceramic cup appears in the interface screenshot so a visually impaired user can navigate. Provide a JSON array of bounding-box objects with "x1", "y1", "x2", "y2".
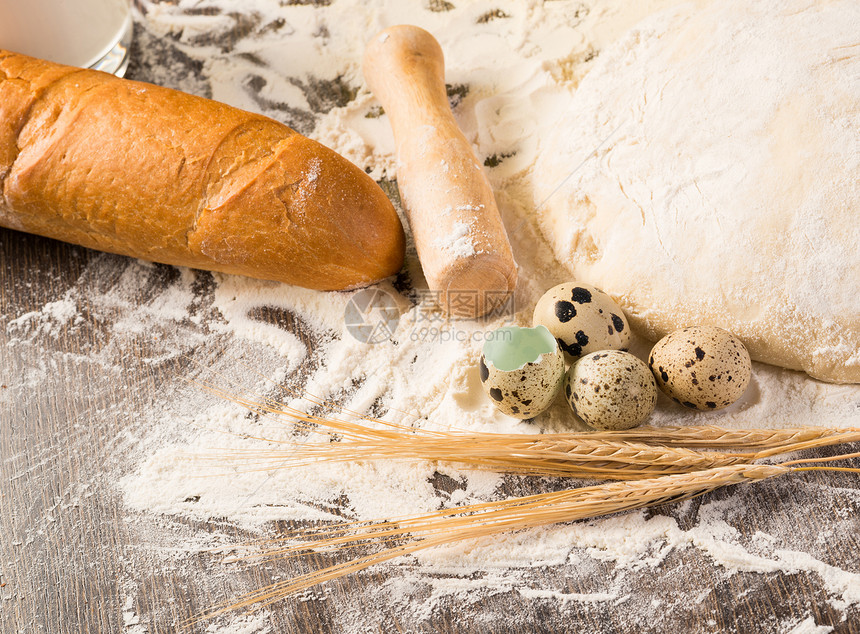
[{"x1": 0, "y1": 0, "x2": 132, "y2": 76}]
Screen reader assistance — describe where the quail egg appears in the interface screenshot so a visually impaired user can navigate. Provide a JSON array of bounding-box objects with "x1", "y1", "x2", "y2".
[
  {"x1": 533, "y1": 282, "x2": 630, "y2": 363},
  {"x1": 649, "y1": 326, "x2": 751, "y2": 411},
  {"x1": 480, "y1": 325, "x2": 565, "y2": 419},
  {"x1": 562, "y1": 350, "x2": 657, "y2": 430}
]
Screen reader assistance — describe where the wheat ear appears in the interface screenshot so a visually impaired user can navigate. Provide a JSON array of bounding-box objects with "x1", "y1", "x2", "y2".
[
  {"x1": 193, "y1": 452, "x2": 860, "y2": 623},
  {"x1": 189, "y1": 372, "x2": 860, "y2": 447},
  {"x1": 192, "y1": 436, "x2": 748, "y2": 479},
  {"x1": 196, "y1": 463, "x2": 788, "y2": 619},
  {"x1": 188, "y1": 406, "x2": 860, "y2": 479},
  {"x1": 188, "y1": 372, "x2": 860, "y2": 456}
]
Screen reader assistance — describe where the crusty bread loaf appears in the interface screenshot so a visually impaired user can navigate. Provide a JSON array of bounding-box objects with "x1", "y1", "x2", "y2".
[{"x1": 0, "y1": 50, "x2": 405, "y2": 290}]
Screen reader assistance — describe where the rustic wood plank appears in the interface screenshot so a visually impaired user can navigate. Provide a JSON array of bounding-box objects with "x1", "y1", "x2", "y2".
[{"x1": 2, "y1": 3, "x2": 860, "y2": 632}]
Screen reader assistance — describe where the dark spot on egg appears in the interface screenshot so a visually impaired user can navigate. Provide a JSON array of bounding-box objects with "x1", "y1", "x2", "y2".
[
  {"x1": 558, "y1": 331, "x2": 590, "y2": 358},
  {"x1": 661, "y1": 370, "x2": 669, "y2": 382},
  {"x1": 521, "y1": 398, "x2": 532, "y2": 406},
  {"x1": 695, "y1": 346, "x2": 705, "y2": 360},
  {"x1": 489, "y1": 387, "x2": 503, "y2": 401},
  {"x1": 706, "y1": 401, "x2": 717, "y2": 408},
  {"x1": 610, "y1": 313, "x2": 624, "y2": 332},
  {"x1": 563, "y1": 342, "x2": 583, "y2": 357},
  {"x1": 479, "y1": 357, "x2": 489, "y2": 382},
  {"x1": 570, "y1": 287, "x2": 592, "y2": 303},
  {"x1": 565, "y1": 383, "x2": 571, "y2": 398},
  {"x1": 555, "y1": 300, "x2": 577, "y2": 322},
  {"x1": 556, "y1": 338, "x2": 575, "y2": 356},
  {"x1": 511, "y1": 405, "x2": 519, "y2": 414},
  {"x1": 682, "y1": 401, "x2": 698, "y2": 409}
]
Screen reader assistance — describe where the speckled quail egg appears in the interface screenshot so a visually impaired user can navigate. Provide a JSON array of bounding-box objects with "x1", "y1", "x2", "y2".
[
  {"x1": 562, "y1": 350, "x2": 657, "y2": 430},
  {"x1": 649, "y1": 326, "x2": 751, "y2": 411},
  {"x1": 479, "y1": 325, "x2": 565, "y2": 419},
  {"x1": 533, "y1": 282, "x2": 630, "y2": 363}
]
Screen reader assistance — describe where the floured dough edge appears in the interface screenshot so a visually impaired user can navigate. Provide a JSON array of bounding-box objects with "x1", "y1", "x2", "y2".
[{"x1": 533, "y1": 0, "x2": 860, "y2": 384}]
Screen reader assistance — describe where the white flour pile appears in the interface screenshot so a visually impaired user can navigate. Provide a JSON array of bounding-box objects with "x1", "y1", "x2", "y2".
[{"x1": 6, "y1": 0, "x2": 859, "y2": 630}]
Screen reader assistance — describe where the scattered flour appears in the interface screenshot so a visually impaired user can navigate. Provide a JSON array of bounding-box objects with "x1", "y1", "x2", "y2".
[
  {"x1": 432, "y1": 220, "x2": 476, "y2": 258},
  {"x1": 203, "y1": 613, "x2": 273, "y2": 634},
  {"x1": 6, "y1": 295, "x2": 79, "y2": 338},
  {"x1": 122, "y1": 595, "x2": 144, "y2": 631},
  {"x1": 787, "y1": 617, "x2": 835, "y2": 634}
]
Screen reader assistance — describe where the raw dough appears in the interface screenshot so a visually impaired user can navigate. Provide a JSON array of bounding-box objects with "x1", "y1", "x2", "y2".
[{"x1": 534, "y1": 0, "x2": 860, "y2": 383}]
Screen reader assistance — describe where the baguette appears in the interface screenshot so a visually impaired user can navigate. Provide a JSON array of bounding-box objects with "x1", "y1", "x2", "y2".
[{"x1": 0, "y1": 51, "x2": 405, "y2": 290}]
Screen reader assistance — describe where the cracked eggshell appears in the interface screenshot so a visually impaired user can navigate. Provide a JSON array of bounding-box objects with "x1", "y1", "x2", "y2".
[
  {"x1": 479, "y1": 325, "x2": 565, "y2": 419},
  {"x1": 648, "y1": 326, "x2": 751, "y2": 410},
  {"x1": 563, "y1": 350, "x2": 657, "y2": 430},
  {"x1": 533, "y1": 282, "x2": 630, "y2": 363}
]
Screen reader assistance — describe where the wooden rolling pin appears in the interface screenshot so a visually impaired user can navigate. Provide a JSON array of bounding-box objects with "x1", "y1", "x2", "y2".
[{"x1": 363, "y1": 25, "x2": 517, "y2": 318}]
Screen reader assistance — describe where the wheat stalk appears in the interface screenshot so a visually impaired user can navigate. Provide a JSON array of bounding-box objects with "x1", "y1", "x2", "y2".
[
  {"x1": 193, "y1": 436, "x2": 749, "y2": 479},
  {"x1": 187, "y1": 394, "x2": 860, "y2": 479},
  {"x1": 604, "y1": 425, "x2": 860, "y2": 450},
  {"x1": 193, "y1": 454, "x2": 859, "y2": 621},
  {"x1": 197, "y1": 376, "x2": 860, "y2": 447}
]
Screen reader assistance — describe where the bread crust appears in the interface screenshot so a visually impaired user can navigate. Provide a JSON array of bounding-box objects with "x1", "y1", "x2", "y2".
[{"x1": 0, "y1": 51, "x2": 404, "y2": 290}]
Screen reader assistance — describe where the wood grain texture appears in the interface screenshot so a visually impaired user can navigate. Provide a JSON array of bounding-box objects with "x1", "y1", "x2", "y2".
[
  {"x1": 2, "y1": 225, "x2": 860, "y2": 633},
  {"x1": 2, "y1": 4, "x2": 860, "y2": 633}
]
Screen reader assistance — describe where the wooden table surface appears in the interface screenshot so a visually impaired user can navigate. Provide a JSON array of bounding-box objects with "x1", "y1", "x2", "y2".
[{"x1": 2, "y1": 3, "x2": 860, "y2": 633}]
